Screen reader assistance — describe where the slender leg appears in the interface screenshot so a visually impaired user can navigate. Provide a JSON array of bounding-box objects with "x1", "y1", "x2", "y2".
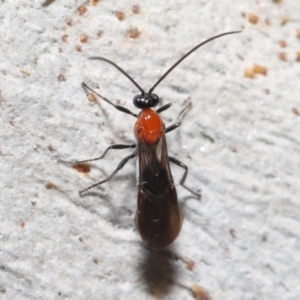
[
  {"x1": 156, "y1": 103, "x2": 172, "y2": 114},
  {"x1": 75, "y1": 144, "x2": 136, "y2": 164},
  {"x1": 79, "y1": 150, "x2": 137, "y2": 194},
  {"x1": 164, "y1": 102, "x2": 192, "y2": 134},
  {"x1": 178, "y1": 102, "x2": 192, "y2": 119},
  {"x1": 82, "y1": 82, "x2": 138, "y2": 118},
  {"x1": 165, "y1": 122, "x2": 181, "y2": 134},
  {"x1": 169, "y1": 156, "x2": 201, "y2": 198}
]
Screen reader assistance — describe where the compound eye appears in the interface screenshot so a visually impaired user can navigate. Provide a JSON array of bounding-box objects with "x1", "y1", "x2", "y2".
[
  {"x1": 149, "y1": 93, "x2": 159, "y2": 107},
  {"x1": 133, "y1": 94, "x2": 146, "y2": 108}
]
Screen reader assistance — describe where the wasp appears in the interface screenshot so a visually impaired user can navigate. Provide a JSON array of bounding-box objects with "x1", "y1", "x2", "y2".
[{"x1": 77, "y1": 31, "x2": 240, "y2": 251}]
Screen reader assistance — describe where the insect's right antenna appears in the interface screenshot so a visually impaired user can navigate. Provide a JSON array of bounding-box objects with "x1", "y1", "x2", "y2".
[
  {"x1": 149, "y1": 31, "x2": 241, "y2": 93},
  {"x1": 90, "y1": 57, "x2": 145, "y2": 94}
]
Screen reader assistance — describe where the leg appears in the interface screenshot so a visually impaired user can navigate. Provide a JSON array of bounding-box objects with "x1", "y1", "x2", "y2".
[
  {"x1": 165, "y1": 102, "x2": 192, "y2": 134},
  {"x1": 75, "y1": 143, "x2": 136, "y2": 164},
  {"x1": 178, "y1": 102, "x2": 192, "y2": 119},
  {"x1": 82, "y1": 82, "x2": 138, "y2": 118},
  {"x1": 79, "y1": 150, "x2": 137, "y2": 194},
  {"x1": 169, "y1": 156, "x2": 201, "y2": 198},
  {"x1": 165, "y1": 122, "x2": 181, "y2": 134},
  {"x1": 156, "y1": 103, "x2": 172, "y2": 114}
]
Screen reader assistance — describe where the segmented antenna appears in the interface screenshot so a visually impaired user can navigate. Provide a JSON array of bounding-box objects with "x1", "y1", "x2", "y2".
[{"x1": 149, "y1": 31, "x2": 241, "y2": 93}]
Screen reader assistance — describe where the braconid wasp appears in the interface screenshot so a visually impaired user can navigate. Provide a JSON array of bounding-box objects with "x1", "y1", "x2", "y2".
[{"x1": 76, "y1": 31, "x2": 240, "y2": 251}]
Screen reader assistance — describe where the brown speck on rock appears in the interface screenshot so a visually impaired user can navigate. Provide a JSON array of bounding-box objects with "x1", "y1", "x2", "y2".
[
  {"x1": 278, "y1": 52, "x2": 287, "y2": 61},
  {"x1": 281, "y1": 16, "x2": 289, "y2": 25},
  {"x1": 245, "y1": 64, "x2": 268, "y2": 78},
  {"x1": 171, "y1": 253, "x2": 195, "y2": 271},
  {"x1": 97, "y1": 30, "x2": 104, "y2": 38},
  {"x1": 297, "y1": 29, "x2": 300, "y2": 39},
  {"x1": 185, "y1": 260, "x2": 195, "y2": 271},
  {"x1": 66, "y1": 19, "x2": 74, "y2": 26},
  {"x1": 248, "y1": 13, "x2": 259, "y2": 24},
  {"x1": 292, "y1": 107, "x2": 300, "y2": 116},
  {"x1": 21, "y1": 222, "x2": 25, "y2": 228},
  {"x1": 21, "y1": 69, "x2": 31, "y2": 76},
  {"x1": 57, "y1": 74, "x2": 67, "y2": 82},
  {"x1": 128, "y1": 27, "x2": 141, "y2": 39},
  {"x1": 244, "y1": 68, "x2": 255, "y2": 78},
  {"x1": 91, "y1": 0, "x2": 100, "y2": 5},
  {"x1": 265, "y1": 18, "x2": 271, "y2": 26},
  {"x1": 253, "y1": 64, "x2": 268, "y2": 76},
  {"x1": 93, "y1": 258, "x2": 99, "y2": 264},
  {"x1": 261, "y1": 234, "x2": 268, "y2": 242},
  {"x1": 48, "y1": 145, "x2": 56, "y2": 152},
  {"x1": 78, "y1": 5, "x2": 88, "y2": 15},
  {"x1": 191, "y1": 285, "x2": 212, "y2": 300},
  {"x1": 62, "y1": 34, "x2": 68, "y2": 43},
  {"x1": 132, "y1": 4, "x2": 140, "y2": 14},
  {"x1": 45, "y1": 181, "x2": 58, "y2": 190},
  {"x1": 229, "y1": 228, "x2": 236, "y2": 238},
  {"x1": 296, "y1": 51, "x2": 300, "y2": 61},
  {"x1": 279, "y1": 40, "x2": 287, "y2": 48},
  {"x1": 76, "y1": 45, "x2": 82, "y2": 52},
  {"x1": 87, "y1": 92, "x2": 97, "y2": 102},
  {"x1": 80, "y1": 34, "x2": 89, "y2": 43},
  {"x1": 72, "y1": 163, "x2": 91, "y2": 175},
  {"x1": 115, "y1": 11, "x2": 125, "y2": 21}
]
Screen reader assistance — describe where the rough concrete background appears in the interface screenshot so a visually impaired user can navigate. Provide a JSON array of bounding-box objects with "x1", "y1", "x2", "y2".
[{"x1": 0, "y1": 0, "x2": 299, "y2": 299}]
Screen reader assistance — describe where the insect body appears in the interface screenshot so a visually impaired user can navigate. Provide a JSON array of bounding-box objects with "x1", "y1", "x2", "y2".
[
  {"x1": 134, "y1": 108, "x2": 183, "y2": 250},
  {"x1": 78, "y1": 31, "x2": 240, "y2": 251}
]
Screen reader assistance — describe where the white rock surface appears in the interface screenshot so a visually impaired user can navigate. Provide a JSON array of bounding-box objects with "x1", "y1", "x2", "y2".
[{"x1": 0, "y1": 1, "x2": 299, "y2": 299}]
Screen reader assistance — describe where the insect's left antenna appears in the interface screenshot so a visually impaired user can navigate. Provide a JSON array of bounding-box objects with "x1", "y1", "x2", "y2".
[
  {"x1": 149, "y1": 31, "x2": 241, "y2": 93},
  {"x1": 90, "y1": 57, "x2": 145, "y2": 94}
]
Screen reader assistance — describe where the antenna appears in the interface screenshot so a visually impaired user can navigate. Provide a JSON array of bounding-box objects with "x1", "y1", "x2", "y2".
[
  {"x1": 90, "y1": 56, "x2": 145, "y2": 94},
  {"x1": 148, "y1": 31, "x2": 241, "y2": 93},
  {"x1": 90, "y1": 31, "x2": 241, "y2": 95}
]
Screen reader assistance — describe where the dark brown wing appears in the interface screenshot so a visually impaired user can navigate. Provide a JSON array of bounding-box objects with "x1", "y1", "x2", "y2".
[{"x1": 134, "y1": 134, "x2": 183, "y2": 251}]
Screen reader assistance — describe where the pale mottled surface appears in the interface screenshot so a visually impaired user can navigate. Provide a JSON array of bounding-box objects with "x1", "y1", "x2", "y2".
[{"x1": 0, "y1": 1, "x2": 299, "y2": 299}]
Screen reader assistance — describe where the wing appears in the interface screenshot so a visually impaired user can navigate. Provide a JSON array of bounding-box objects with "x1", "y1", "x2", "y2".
[{"x1": 134, "y1": 134, "x2": 183, "y2": 251}]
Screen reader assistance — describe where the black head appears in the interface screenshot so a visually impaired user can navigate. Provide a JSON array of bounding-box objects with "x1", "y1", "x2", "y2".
[{"x1": 133, "y1": 92, "x2": 159, "y2": 109}]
